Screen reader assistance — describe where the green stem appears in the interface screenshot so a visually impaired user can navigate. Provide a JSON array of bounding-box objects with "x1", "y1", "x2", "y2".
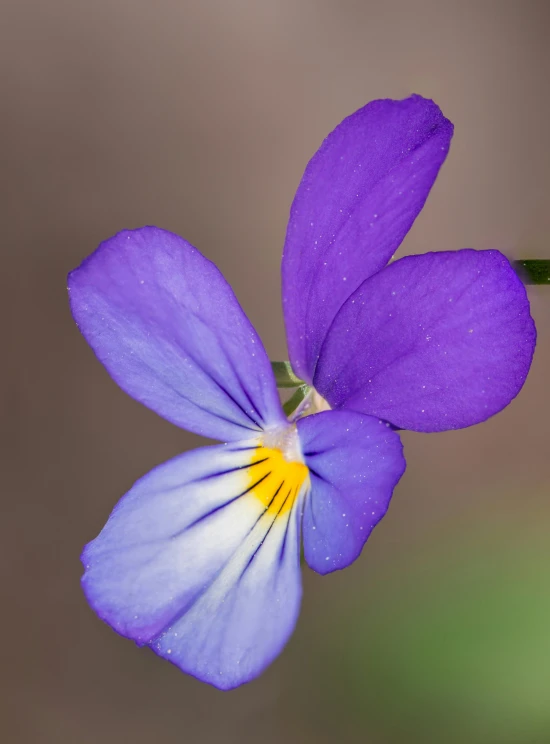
[
  {"x1": 513, "y1": 260, "x2": 550, "y2": 284},
  {"x1": 271, "y1": 361, "x2": 304, "y2": 388},
  {"x1": 283, "y1": 385, "x2": 311, "y2": 416}
]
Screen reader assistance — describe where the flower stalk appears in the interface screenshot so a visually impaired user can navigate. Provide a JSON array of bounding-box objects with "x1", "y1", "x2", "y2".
[
  {"x1": 271, "y1": 360, "x2": 305, "y2": 387},
  {"x1": 513, "y1": 260, "x2": 550, "y2": 284},
  {"x1": 282, "y1": 384, "x2": 311, "y2": 416}
]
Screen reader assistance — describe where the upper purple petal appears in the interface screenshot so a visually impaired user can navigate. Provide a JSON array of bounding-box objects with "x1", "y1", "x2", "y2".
[
  {"x1": 68, "y1": 227, "x2": 286, "y2": 442},
  {"x1": 282, "y1": 94, "x2": 453, "y2": 382},
  {"x1": 297, "y1": 410, "x2": 406, "y2": 574},
  {"x1": 314, "y1": 250, "x2": 536, "y2": 432}
]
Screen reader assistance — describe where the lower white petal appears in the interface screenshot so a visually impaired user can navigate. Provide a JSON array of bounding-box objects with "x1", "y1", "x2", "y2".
[{"x1": 82, "y1": 434, "x2": 309, "y2": 688}]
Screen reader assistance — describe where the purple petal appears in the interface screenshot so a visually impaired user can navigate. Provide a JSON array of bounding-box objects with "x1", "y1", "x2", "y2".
[
  {"x1": 297, "y1": 410, "x2": 405, "y2": 574},
  {"x1": 82, "y1": 442, "x2": 303, "y2": 690},
  {"x1": 314, "y1": 250, "x2": 536, "y2": 432},
  {"x1": 282, "y1": 95, "x2": 453, "y2": 382},
  {"x1": 68, "y1": 227, "x2": 286, "y2": 442}
]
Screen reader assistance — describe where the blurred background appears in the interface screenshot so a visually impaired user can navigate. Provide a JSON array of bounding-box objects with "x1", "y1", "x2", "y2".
[{"x1": 2, "y1": 1, "x2": 550, "y2": 742}]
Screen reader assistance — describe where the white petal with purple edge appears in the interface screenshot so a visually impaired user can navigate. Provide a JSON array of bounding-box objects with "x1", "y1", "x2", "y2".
[
  {"x1": 82, "y1": 440, "x2": 308, "y2": 689},
  {"x1": 152, "y1": 501, "x2": 303, "y2": 689}
]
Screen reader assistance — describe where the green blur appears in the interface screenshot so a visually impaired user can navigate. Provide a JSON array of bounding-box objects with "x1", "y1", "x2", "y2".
[{"x1": 294, "y1": 524, "x2": 550, "y2": 744}]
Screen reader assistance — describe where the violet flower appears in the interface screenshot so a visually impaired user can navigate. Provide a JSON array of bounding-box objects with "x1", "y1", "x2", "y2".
[{"x1": 69, "y1": 95, "x2": 535, "y2": 690}]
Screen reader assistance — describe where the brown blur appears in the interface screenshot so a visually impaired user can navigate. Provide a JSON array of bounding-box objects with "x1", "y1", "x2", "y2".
[{"x1": 2, "y1": 1, "x2": 550, "y2": 742}]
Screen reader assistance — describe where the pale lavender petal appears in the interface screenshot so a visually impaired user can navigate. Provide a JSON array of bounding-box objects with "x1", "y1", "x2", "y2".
[
  {"x1": 314, "y1": 250, "x2": 536, "y2": 432},
  {"x1": 298, "y1": 410, "x2": 405, "y2": 574},
  {"x1": 282, "y1": 95, "x2": 453, "y2": 381},
  {"x1": 69, "y1": 227, "x2": 286, "y2": 442},
  {"x1": 82, "y1": 442, "x2": 303, "y2": 690}
]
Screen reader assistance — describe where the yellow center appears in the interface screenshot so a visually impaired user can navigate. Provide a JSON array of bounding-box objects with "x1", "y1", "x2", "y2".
[{"x1": 248, "y1": 445, "x2": 309, "y2": 516}]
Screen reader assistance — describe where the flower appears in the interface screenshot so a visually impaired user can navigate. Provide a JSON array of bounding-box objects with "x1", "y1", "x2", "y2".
[{"x1": 69, "y1": 95, "x2": 535, "y2": 690}]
